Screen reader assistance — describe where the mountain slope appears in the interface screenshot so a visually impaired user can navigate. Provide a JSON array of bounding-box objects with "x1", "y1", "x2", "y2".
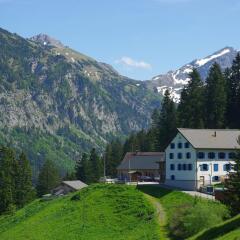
[
  {"x1": 0, "y1": 184, "x2": 161, "y2": 240},
  {"x1": 0, "y1": 27, "x2": 162, "y2": 173},
  {"x1": 147, "y1": 47, "x2": 238, "y2": 102}
]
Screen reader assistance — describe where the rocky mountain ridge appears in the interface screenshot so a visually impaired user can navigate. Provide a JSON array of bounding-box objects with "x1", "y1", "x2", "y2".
[
  {"x1": 0, "y1": 27, "x2": 162, "y2": 173},
  {"x1": 147, "y1": 47, "x2": 239, "y2": 102}
]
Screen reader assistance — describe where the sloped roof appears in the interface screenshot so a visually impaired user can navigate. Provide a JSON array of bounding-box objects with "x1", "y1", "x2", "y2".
[
  {"x1": 178, "y1": 128, "x2": 240, "y2": 149},
  {"x1": 62, "y1": 180, "x2": 87, "y2": 190},
  {"x1": 117, "y1": 152, "x2": 165, "y2": 170}
]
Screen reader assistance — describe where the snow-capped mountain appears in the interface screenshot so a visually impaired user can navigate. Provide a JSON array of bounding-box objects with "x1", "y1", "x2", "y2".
[{"x1": 148, "y1": 47, "x2": 238, "y2": 103}]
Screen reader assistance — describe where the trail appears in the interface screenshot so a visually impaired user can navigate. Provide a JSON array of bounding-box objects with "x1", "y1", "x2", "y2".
[{"x1": 144, "y1": 193, "x2": 169, "y2": 240}]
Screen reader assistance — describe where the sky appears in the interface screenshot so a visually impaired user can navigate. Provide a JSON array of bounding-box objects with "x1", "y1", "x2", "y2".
[{"x1": 1, "y1": 0, "x2": 240, "y2": 80}]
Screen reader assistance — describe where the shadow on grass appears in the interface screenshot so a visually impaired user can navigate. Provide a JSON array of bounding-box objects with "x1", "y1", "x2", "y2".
[
  {"x1": 137, "y1": 185, "x2": 172, "y2": 199},
  {"x1": 192, "y1": 215, "x2": 240, "y2": 240}
]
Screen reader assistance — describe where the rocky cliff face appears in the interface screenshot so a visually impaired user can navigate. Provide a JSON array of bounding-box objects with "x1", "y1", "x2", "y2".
[{"x1": 0, "y1": 28, "x2": 162, "y2": 172}]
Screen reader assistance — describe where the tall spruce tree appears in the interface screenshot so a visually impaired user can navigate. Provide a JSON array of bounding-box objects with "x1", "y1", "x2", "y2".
[
  {"x1": 157, "y1": 90, "x2": 177, "y2": 151},
  {"x1": 0, "y1": 147, "x2": 16, "y2": 213},
  {"x1": 224, "y1": 137, "x2": 240, "y2": 215},
  {"x1": 226, "y1": 53, "x2": 240, "y2": 128},
  {"x1": 205, "y1": 63, "x2": 227, "y2": 128},
  {"x1": 75, "y1": 153, "x2": 90, "y2": 183},
  {"x1": 178, "y1": 69, "x2": 205, "y2": 128},
  {"x1": 88, "y1": 148, "x2": 102, "y2": 183},
  {"x1": 14, "y1": 153, "x2": 35, "y2": 208},
  {"x1": 36, "y1": 160, "x2": 60, "y2": 196},
  {"x1": 105, "y1": 139, "x2": 123, "y2": 177}
]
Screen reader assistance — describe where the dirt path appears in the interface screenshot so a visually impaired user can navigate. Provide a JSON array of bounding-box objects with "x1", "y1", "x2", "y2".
[{"x1": 144, "y1": 194, "x2": 169, "y2": 239}]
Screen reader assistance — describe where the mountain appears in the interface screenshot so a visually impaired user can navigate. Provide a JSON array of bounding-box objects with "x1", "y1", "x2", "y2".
[
  {"x1": 0, "y1": 27, "x2": 162, "y2": 174},
  {"x1": 147, "y1": 47, "x2": 239, "y2": 102}
]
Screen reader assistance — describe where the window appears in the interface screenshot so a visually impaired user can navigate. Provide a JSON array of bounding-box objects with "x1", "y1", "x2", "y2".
[
  {"x1": 208, "y1": 152, "x2": 215, "y2": 159},
  {"x1": 178, "y1": 164, "x2": 182, "y2": 170},
  {"x1": 214, "y1": 164, "x2": 218, "y2": 172},
  {"x1": 229, "y1": 152, "x2": 236, "y2": 159},
  {"x1": 218, "y1": 152, "x2": 226, "y2": 159},
  {"x1": 186, "y1": 152, "x2": 191, "y2": 159},
  {"x1": 178, "y1": 142, "x2": 182, "y2": 149},
  {"x1": 198, "y1": 152, "x2": 205, "y2": 159},
  {"x1": 170, "y1": 164, "x2": 175, "y2": 171},
  {"x1": 213, "y1": 176, "x2": 219, "y2": 182},
  {"x1": 169, "y1": 153, "x2": 174, "y2": 159},
  {"x1": 224, "y1": 164, "x2": 231, "y2": 171},
  {"x1": 171, "y1": 175, "x2": 175, "y2": 180},
  {"x1": 170, "y1": 143, "x2": 175, "y2": 149},
  {"x1": 188, "y1": 164, "x2": 193, "y2": 171},
  {"x1": 185, "y1": 142, "x2": 190, "y2": 148},
  {"x1": 178, "y1": 153, "x2": 182, "y2": 159},
  {"x1": 183, "y1": 164, "x2": 187, "y2": 170},
  {"x1": 200, "y1": 164, "x2": 209, "y2": 171}
]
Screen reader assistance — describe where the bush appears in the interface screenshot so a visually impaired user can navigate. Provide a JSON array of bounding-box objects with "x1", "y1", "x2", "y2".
[{"x1": 169, "y1": 200, "x2": 230, "y2": 239}]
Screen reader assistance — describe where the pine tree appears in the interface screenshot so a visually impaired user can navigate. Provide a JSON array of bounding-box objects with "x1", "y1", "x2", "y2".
[
  {"x1": 205, "y1": 63, "x2": 227, "y2": 128},
  {"x1": 0, "y1": 147, "x2": 16, "y2": 213},
  {"x1": 226, "y1": 54, "x2": 240, "y2": 128},
  {"x1": 75, "y1": 153, "x2": 90, "y2": 183},
  {"x1": 14, "y1": 153, "x2": 35, "y2": 208},
  {"x1": 105, "y1": 139, "x2": 123, "y2": 177},
  {"x1": 157, "y1": 90, "x2": 177, "y2": 151},
  {"x1": 178, "y1": 69, "x2": 205, "y2": 128},
  {"x1": 224, "y1": 137, "x2": 240, "y2": 215},
  {"x1": 88, "y1": 148, "x2": 102, "y2": 183},
  {"x1": 36, "y1": 160, "x2": 60, "y2": 196}
]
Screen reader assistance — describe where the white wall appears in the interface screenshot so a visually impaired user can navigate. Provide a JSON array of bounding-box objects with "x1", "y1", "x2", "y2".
[
  {"x1": 165, "y1": 132, "x2": 196, "y2": 181},
  {"x1": 196, "y1": 149, "x2": 235, "y2": 186}
]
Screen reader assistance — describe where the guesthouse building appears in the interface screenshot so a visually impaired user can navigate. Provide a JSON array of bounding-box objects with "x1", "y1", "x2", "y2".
[{"x1": 165, "y1": 128, "x2": 239, "y2": 190}]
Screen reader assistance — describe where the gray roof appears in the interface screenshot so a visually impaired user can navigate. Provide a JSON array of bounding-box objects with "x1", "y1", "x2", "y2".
[
  {"x1": 117, "y1": 152, "x2": 165, "y2": 170},
  {"x1": 62, "y1": 180, "x2": 87, "y2": 190},
  {"x1": 178, "y1": 128, "x2": 240, "y2": 149}
]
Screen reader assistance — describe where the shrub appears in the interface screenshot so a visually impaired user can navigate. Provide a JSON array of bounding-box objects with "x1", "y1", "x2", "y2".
[{"x1": 169, "y1": 200, "x2": 230, "y2": 239}]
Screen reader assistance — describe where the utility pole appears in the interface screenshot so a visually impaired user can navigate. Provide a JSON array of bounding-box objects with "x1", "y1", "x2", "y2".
[{"x1": 103, "y1": 152, "x2": 106, "y2": 178}]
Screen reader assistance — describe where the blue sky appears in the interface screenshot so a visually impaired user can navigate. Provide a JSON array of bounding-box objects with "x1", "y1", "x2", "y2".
[{"x1": 1, "y1": 0, "x2": 240, "y2": 80}]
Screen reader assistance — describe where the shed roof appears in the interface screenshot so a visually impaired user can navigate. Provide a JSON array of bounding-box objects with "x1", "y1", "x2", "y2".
[
  {"x1": 178, "y1": 128, "x2": 240, "y2": 149},
  {"x1": 117, "y1": 152, "x2": 165, "y2": 170},
  {"x1": 62, "y1": 180, "x2": 87, "y2": 190}
]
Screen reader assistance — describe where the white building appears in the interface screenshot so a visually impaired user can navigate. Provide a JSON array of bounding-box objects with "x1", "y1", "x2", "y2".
[{"x1": 165, "y1": 128, "x2": 239, "y2": 190}]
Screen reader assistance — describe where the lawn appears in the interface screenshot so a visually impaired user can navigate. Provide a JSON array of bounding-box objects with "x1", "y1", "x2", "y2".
[{"x1": 0, "y1": 184, "x2": 162, "y2": 240}]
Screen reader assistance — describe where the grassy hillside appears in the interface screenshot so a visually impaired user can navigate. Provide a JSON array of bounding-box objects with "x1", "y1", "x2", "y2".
[
  {"x1": 138, "y1": 185, "x2": 230, "y2": 239},
  {"x1": 189, "y1": 214, "x2": 240, "y2": 240},
  {"x1": 0, "y1": 184, "x2": 162, "y2": 240}
]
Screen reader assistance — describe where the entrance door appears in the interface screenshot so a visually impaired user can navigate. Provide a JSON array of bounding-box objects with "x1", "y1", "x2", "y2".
[{"x1": 199, "y1": 176, "x2": 205, "y2": 187}]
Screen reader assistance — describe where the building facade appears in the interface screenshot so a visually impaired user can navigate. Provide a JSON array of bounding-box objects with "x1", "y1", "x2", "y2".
[
  {"x1": 165, "y1": 129, "x2": 239, "y2": 190},
  {"x1": 117, "y1": 152, "x2": 165, "y2": 182}
]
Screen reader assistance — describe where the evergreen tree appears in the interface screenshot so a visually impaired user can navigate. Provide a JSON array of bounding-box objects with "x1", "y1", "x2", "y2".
[
  {"x1": 224, "y1": 137, "x2": 240, "y2": 215},
  {"x1": 205, "y1": 63, "x2": 227, "y2": 128},
  {"x1": 157, "y1": 90, "x2": 177, "y2": 151},
  {"x1": 178, "y1": 69, "x2": 205, "y2": 128},
  {"x1": 226, "y1": 54, "x2": 240, "y2": 128},
  {"x1": 105, "y1": 139, "x2": 123, "y2": 177},
  {"x1": 36, "y1": 160, "x2": 60, "y2": 196},
  {"x1": 75, "y1": 153, "x2": 90, "y2": 183},
  {"x1": 14, "y1": 153, "x2": 35, "y2": 208},
  {"x1": 88, "y1": 148, "x2": 102, "y2": 183},
  {"x1": 0, "y1": 147, "x2": 16, "y2": 213}
]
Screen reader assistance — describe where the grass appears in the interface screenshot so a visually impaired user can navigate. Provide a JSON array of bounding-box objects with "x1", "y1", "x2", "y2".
[
  {"x1": 0, "y1": 184, "x2": 162, "y2": 240},
  {"x1": 189, "y1": 214, "x2": 240, "y2": 240},
  {"x1": 138, "y1": 185, "x2": 230, "y2": 239}
]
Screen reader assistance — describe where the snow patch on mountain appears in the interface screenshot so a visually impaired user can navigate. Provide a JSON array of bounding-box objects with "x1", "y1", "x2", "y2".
[
  {"x1": 148, "y1": 47, "x2": 238, "y2": 103},
  {"x1": 195, "y1": 48, "x2": 231, "y2": 67}
]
